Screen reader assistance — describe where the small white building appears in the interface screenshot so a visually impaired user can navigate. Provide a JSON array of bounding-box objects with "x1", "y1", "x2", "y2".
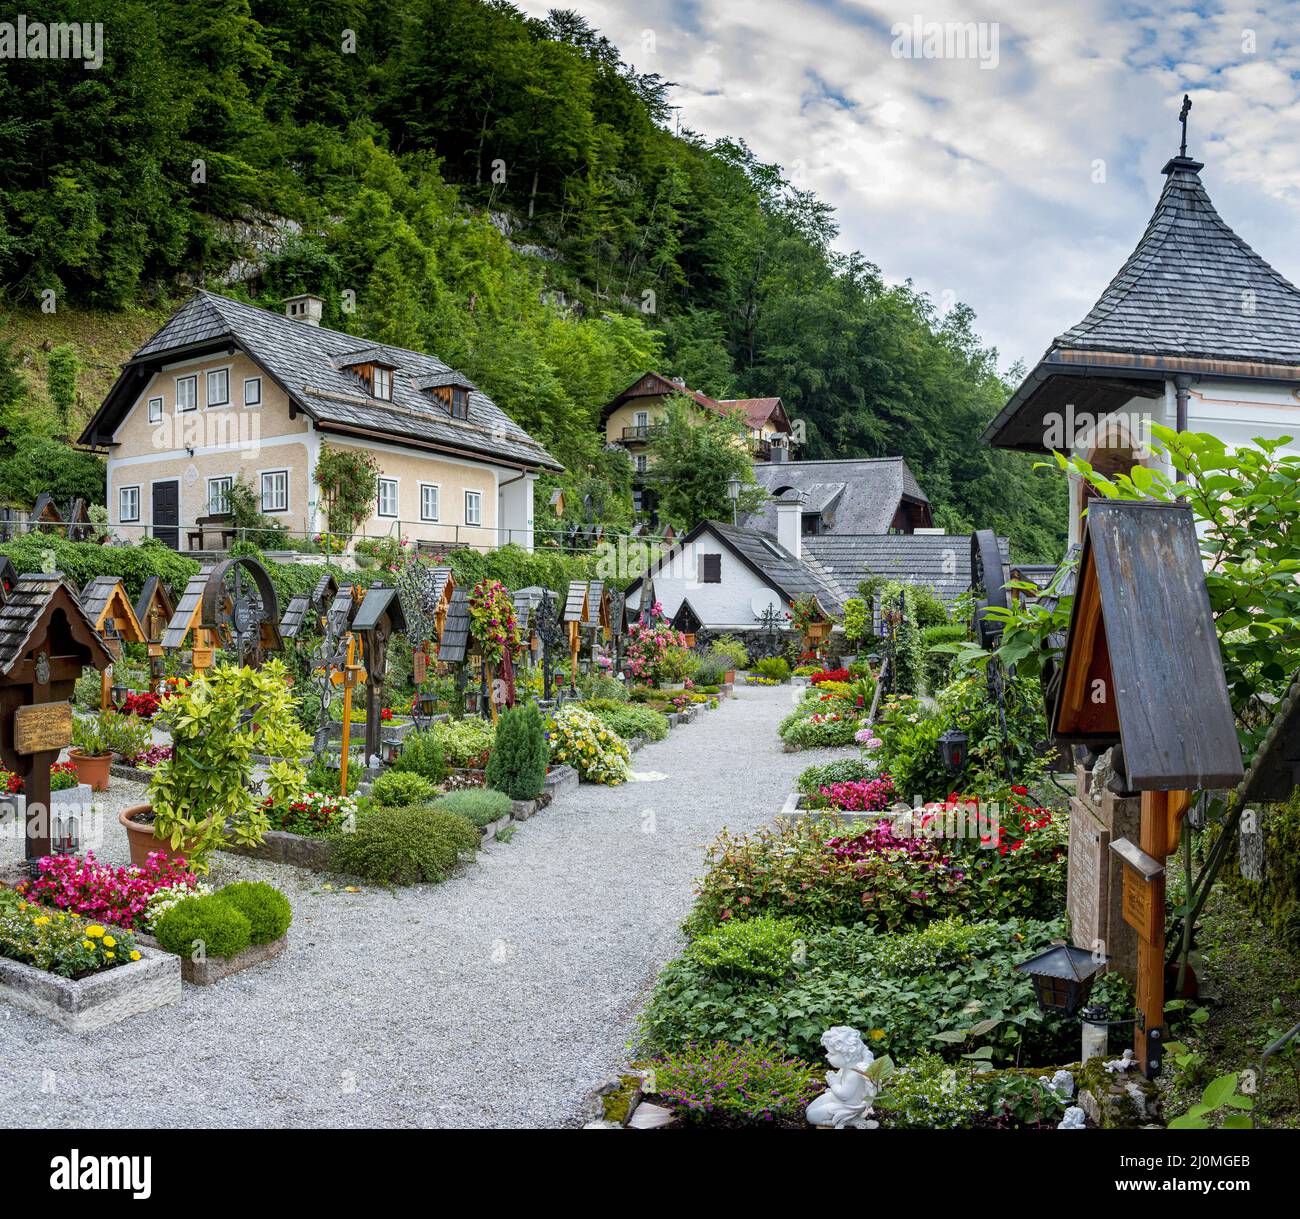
[{"x1": 983, "y1": 138, "x2": 1300, "y2": 544}]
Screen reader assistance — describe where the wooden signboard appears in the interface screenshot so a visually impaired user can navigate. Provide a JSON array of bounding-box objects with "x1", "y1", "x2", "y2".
[
  {"x1": 1121, "y1": 866, "x2": 1161, "y2": 943},
  {"x1": 14, "y1": 701, "x2": 73, "y2": 755},
  {"x1": 413, "y1": 645, "x2": 428, "y2": 685}
]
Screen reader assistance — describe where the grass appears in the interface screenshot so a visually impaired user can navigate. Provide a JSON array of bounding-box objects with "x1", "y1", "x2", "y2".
[{"x1": 1160, "y1": 883, "x2": 1300, "y2": 1128}]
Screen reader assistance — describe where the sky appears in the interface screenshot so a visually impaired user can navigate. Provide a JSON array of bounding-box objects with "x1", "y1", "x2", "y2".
[{"x1": 518, "y1": 0, "x2": 1300, "y2": 373}]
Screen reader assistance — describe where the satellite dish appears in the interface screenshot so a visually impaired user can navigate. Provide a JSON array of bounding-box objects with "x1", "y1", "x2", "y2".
[{"x1": 751, "y1": 590, "x2": 782, "y2": 619}]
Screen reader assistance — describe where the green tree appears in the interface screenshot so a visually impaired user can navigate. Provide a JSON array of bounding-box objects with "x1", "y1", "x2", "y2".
[
  {"x1": 646, "y1": 396, "x2": 768, "y2": 531},
  {"x1": 46, "y1": 344, "x2": 78, "y2": 431}
]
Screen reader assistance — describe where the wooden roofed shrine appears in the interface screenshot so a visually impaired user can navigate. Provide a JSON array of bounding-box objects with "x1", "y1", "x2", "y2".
[
  {"x1": 1050, "y1": 498, "x2": 1242, "y2": 1077},
  {"x1": 352, "y1": 584, "x2": 407, "y2": 763},
  {"x1": 0, "y1": 572, "x2": 114, "y2": 863},
  {"x1": 80, "y1": 575, "x2": 148, "y2": 708}
]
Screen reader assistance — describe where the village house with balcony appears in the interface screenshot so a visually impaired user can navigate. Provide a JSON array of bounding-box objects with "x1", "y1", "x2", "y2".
[
  {"x1": 78, "y1": 291, "x2": 561, "y2": 554},
  {"x1": 601, "y1": 371, "x2": 795, "y2": 519}
]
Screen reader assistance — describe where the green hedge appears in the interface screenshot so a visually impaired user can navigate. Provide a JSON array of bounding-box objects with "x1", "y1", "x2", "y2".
[{"x1": 0, "y1": 535, "x2": 199, "y2": 599}]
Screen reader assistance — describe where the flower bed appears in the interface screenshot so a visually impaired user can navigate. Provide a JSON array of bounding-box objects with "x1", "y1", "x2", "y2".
[
  {"x1": 546, "y1": 707, "x2": 630, "y2": 785},
  {"x1": 20, "y1": 851, "x2": 202, "y2": 931}
]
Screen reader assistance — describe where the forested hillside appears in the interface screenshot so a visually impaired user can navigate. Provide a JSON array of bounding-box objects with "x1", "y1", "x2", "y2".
[{"x1": 0, "y1": 0, "x2": 1065, "y2": 558}]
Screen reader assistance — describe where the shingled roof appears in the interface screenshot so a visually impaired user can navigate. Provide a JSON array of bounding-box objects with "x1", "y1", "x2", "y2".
[
  {"x1": 803, "y1": 533, "x2": 1009, "y2": 605},
  {"x1": 0, "y1": 572, "x2": 109, "y2": 675},
  {"x1": 984, "y1": 150, "x2": 1300, "y2": 451},
  {"x1": 740, "y1": 458, "x2": 930, "y2": 535},
  {"x1": 1056, "y1": 156, "x2": 1300, "y2": 364},
  {"x1": 80, "y1": 291, "x2": 561, "y2": 472}
]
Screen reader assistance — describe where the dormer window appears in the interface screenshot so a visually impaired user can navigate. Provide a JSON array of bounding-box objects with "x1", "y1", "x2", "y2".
[
  {"x1": 451, "y1": 387, "x2": 469, "y2": 419},
  {"x1": 373, "y1": 365, "x2": 392, "y2": 401}
]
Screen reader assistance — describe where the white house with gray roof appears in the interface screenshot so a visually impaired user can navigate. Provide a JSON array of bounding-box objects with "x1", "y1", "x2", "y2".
[{"x1": 79, "y1": 291, "x2": 561, "y2": 554}]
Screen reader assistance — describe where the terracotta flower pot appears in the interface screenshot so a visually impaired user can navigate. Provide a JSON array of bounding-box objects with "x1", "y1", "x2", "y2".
[
  {"x1": 68, "y1": 748, "x2": 111, "y2": 792},
  {"x1": 118, "y1": 804, "x2": 189, "y2": 869}
]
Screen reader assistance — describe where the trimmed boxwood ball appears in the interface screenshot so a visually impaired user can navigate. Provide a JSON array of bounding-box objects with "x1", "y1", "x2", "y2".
[
  {"x1": 153, "y1": 894, "x2": 252, "y2": 960},
  {"x1": 485, "y1": 702, "x2": 548, "y2": 799},
  {"x1": 433, "y1": 788, "x2": 513, "y2": 828},
  {"x1": 368, "y1": 769, "x2": 438, "y2": 807},
  {"x1": 216, "y1": 881, "x2": 292, "y2": 945},
  {"x1": 329, "y1": 806, "x2": 480, "y2": 885}
]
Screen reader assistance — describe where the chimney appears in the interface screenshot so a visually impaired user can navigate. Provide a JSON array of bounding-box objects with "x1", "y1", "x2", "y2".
[
  {"x1": 768, "y1": 438, "x2": 789, "y2": 464},
  {"x1": 283, "y1": 293, "x2": 323, "y2": 326},
  {"x1": 774, "y1": 494, "x2": 803, "y2": 560}
]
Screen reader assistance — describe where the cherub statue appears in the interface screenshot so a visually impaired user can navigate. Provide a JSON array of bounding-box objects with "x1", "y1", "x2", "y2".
[
  {"x1": 1104, "y1": 1049, "x2": 1137, "y2": 1074},
  {"x1": 1058, "y1": 1106, "x2": 1087, "y2": 1129},
  {"x1": 1048, "y1": 1069, "x2": 1075, "y2": 1100},
  {"x1": 806, "y1": 1026, "x2": 879, "y2": 1129}
]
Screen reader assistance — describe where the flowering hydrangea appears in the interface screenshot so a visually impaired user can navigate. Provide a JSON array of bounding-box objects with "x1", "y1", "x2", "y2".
[
  {"x1": 20, "y1": 851, "x2": 198, "y2": 930},
  {"x1": 854, "y1": 728, "x2": 882, "y2": 748},
  {"x1": 624, "y1": 604, "x2": 690, "y2": 685}
]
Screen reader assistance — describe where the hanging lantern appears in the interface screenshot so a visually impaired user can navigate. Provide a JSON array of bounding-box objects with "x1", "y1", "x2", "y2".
[
  {"x1": 937, "y1": 727, "x2": 968, "y2": 772},
  {"x1": 1015, "y1": 944, "x2": 1106, "y2": 1018},
  {"x1": 110, "y1": 684, "x2": 130, "y2": 709}
]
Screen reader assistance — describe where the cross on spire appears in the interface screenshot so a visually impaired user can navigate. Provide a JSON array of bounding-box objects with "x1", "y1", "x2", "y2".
[{"x1": 1179, "y1": 94, "x2": 1192, "y2": 158}]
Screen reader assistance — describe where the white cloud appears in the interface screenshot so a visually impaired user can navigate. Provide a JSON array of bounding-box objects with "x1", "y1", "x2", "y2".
[{"x1": 518, "y1": 0, "x2": 1300, "y2": 368}]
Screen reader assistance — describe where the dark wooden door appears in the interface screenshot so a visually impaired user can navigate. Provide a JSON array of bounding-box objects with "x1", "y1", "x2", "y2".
[{"x1": 152, "y1": 481, "x2": 179, "y2": 549}]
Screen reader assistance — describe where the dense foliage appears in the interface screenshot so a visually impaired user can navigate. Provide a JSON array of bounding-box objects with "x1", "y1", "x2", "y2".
[
  {"x1": 329, "y1": 805, "x2": 480, "y2": 885},
  {"x1": 484, "y1": 702, "x2": 548, "y2": 800},
  {"x1": 0, "y1": 0, "x2": 1062, "y2": 554}
]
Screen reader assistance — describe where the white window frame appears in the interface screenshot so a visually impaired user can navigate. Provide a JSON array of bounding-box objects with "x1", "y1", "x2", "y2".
[
  {"x1": 464, "y1": 489, "x2": 482, "y2": 527},
  {"x1": 243, "y1": 376, "x2": 262, "y2": 407},
  {"x1": 175, "y1": 374, "x2": 198, "y2": 413},
  {"x1": 147, "y1": 396, "x2": 163, "y2": 424},
  {"x1": 206, "y1": 367, "x2": 230, "y2": 407},
  {"x1": 634, "y1": 410, "x2": 649, "y2": 430},
  {"x1": 635, "y1": 454, "x2": 648, "y2": 474},
  {"x1": 207, "y1": 476, "x2": 234, "y2": 515},
  {"x1": 419, "y1": 483, "x2": 440, "y2": 522},
  {"x1": 377, "y1": 477, "x2": 399, "y2": 518},
  {"x1": 118, "y1": 485, "x2": 141, "y2": 523},
  {"x1": 373, "y1": 366, "x2": 392, "y2": 401},
  {"x1": 260, "y1": 470, "x2": 289, "y2": 514}
]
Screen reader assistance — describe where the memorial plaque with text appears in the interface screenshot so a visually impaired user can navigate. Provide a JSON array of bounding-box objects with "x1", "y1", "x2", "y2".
[{"x1": 14, "y1": 701, "x2": 73, "y2": 755}]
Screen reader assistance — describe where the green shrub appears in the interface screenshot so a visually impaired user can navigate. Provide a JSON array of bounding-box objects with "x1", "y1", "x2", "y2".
[
  {"x1": 756, "y1": 656, "x2": 790, "y2": 682},
  {"x1": 153, "y1": 894, "x2": 252, "y2": 959},
  {"x1": 485, "y1": 702, "x2": 548, "y2": 799},
  {"x1": 709, "y1": 636, "x2": 750, "y2": 671},
  {"x1": 875, "y1": 1053, "x2": 984, "y2": 1129},
  {"x1": 920, "y1": 623, "x2": 967, "y2": 694},
  {"x1": 431, "y1": 716, "x2": 496, "y2": 768},
  {"x1": 329, "y1": 806, "x2": 480, "y2": 885},
  {"x1": 650, "y1": 1041, "x2": 822, "y2": 1126},
  {"x1": 796, "y1": 758, "x2": 876, "y2": 795},
  {"x1": 842, "y1": 597, "x2": 870, "y2": 650},
  {"x1": 641, "y1": 917, "x2": 1129, "y2": 1068},
  {"x1": 683, "y1": 916, "x2": 801, "y2": 983},
  {"x1": 778, "y1": 702, "x2": 862, "y2": 749},
  {"x1": 369, "y1": 770, "x2": 439, "y2": 807},
  {"x1": 433, "y1": 788, "x2": 513, "y2": 827},
  {"x1": 690, "y1": 655, "x2": 727, "y2": 686},
  {"x1": 214, "y1": 882, "x2": 292, "y2": 945},
  {"x1": 576, "y1": 671, "x2": 628, "y2": 702},
  {"x1": 585, "y1": 699, "x2": 670, "y2": 743},
  {"x1": 305, "y1": 756, "x2": 361, "y2": 796},
  {"x1": 390, "y1": 729, "x2": 447, "y2": 784}
]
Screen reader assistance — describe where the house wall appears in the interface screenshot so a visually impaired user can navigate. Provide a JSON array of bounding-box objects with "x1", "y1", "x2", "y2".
[
  {"x1": 106, "y1": 351, "x2": 537, "y2": 552},
  {"x1": 107, "y1": 351, "x2": 313, "y2": 544},
  {"x1": 1065, "y1": 378, "x2": 1300, "y2": 545},
  {"x1": 628, "y1": 532, "x2": 791, "y2": 630}
]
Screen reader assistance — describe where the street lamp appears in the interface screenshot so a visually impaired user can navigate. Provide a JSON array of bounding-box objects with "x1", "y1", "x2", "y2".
[{"x1": 726, "y1": 475, "x2": 741, "y2": 525}]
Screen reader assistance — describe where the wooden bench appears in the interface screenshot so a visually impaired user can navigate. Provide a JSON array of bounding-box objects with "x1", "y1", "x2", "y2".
[{"x1": 187, "y1": 513, "x2": 237, "y2": 551}]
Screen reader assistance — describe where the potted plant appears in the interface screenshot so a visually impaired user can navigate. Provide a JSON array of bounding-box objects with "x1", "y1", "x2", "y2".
[
  {"x1": 69, "y1": 712, "x2": 119, "y2": 791},
  {"x1": 656, "y1": 645, "x2": 696, "y2": 691},
  {"x1": 710, "y1": 636, "x2": 750, "y2": 685},
  {"x1": 119, "y1": 660, "x2": 311, "y2": 870}
]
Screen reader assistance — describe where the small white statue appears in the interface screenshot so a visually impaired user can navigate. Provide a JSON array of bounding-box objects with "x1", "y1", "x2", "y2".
[
  {"x1": 806, "y1": 1027, "x2": 879, "y2": 1129},
  {"x1": 1047, "y1": 1069, "x2": 1075, "y2": 1100},
  {"x1": 1058, "y1": 1106, "x2": 1087, "y2": 1129},
  {"x1": 1104, "y1": 1049, "x2": 1138, "y2": 1074}
]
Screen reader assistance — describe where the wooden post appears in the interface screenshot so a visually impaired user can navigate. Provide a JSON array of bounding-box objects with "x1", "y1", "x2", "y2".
[
  {"x1": 100, "y1": 667, "x2": 111, "y2": 711},
  {"x1": 1131, "y1": 788, "x2": 1190, "y2": 1075}
]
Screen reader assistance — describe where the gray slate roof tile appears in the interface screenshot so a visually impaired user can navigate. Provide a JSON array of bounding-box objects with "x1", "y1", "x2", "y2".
[{"x1": 741, "y1": 458, "x2": 927, "y2": 535}]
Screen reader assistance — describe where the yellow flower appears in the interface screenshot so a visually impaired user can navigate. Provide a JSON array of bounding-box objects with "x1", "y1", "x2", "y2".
[
  {"x1": 129, "y1": 950, "x2": 141, "y2": 961},
  {"x1": 82, "y1": 940, "x2": 94, "y2": 949},
  {"x1": 86, "y1": 925, "x2": 105, "y2": 938},
  {"x1": 869, "y1": 1029, "x2": 886, "y2": 1041},
  {"x1": 105, "y1": 951, "x2": 115, "y2": 960},
  {"x1": 33, "y1": 915, "x2": 50, "y2": 926},
  {"x1": 103, "y1": 935, "x2": 116, "y2": 948}
]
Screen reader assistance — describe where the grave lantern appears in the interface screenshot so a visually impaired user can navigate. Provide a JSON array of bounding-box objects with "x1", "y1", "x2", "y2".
[
  {"x1": 938, "y1": 727, "x2": 968, "y2": 772},
  {"x1": 1050, "y1": 499, "x2": 1242, "y2": 1077},
  {"x1": 111, "y1": 683, "x2": 129, "y2": 709},
  {"x1": 1015, "y1": 943, "x2": 1105, "y2": 1018}
]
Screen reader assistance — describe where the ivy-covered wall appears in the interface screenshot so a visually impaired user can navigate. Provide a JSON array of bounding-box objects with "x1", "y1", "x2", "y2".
[{"x1": 1225, "y1": 789, "x2": 1300, "y2": 951}]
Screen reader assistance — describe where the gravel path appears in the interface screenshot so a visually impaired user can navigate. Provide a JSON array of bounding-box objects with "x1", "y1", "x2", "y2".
[{"x1": 1, "y1": 683, "x2": 842, "y2": 1129}]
